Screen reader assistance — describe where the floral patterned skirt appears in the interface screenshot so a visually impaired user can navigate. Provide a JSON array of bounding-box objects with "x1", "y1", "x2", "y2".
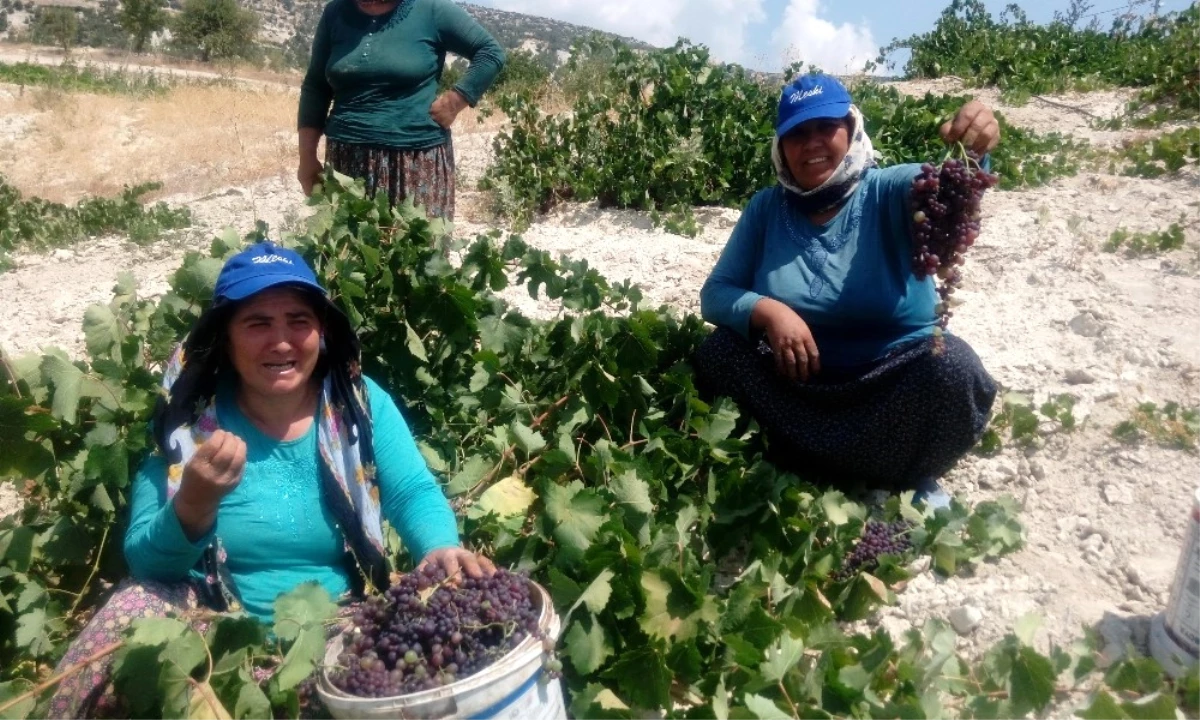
[
  {"x1": 325, "y1": 138, "x2": 455, "y2": 220},
  {"x1": 47, "y1": 579, "x2": 341, "y2": 719}
]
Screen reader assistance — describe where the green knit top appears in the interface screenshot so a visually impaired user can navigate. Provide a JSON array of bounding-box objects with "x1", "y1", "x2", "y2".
[{"x1": 298, "y1": 0, "x2": 505, "y2": 150}]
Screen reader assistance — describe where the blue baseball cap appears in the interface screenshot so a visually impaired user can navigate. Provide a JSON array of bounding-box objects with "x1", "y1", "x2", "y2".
[
  {"x1": 212, "y1": 242, "x2": 326, "y2": 303},
  {"x1": 776, "y1": 73, "x2": 852, "y2": 138}
]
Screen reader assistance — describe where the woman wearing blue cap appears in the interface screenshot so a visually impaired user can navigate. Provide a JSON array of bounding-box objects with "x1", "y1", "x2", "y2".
[
  {"x1": 49, "y1": 242, "x2": 488, "y2": 717},
  {"x1": 695, "y1": 74, "x2": 1001, "y2": 507}
]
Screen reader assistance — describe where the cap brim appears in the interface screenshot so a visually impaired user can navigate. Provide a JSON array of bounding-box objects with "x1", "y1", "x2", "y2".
[
  {"x1": 217, "y1": 274, "x2": 327, "y2": 302},
  {"x1": 776, "y1": 99, "x2": 851, "y2": 138}
]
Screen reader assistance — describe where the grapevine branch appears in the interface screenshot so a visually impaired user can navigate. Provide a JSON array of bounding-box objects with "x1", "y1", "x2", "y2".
[
  {"x1": 0, "y1": 640, "x2": 124, "y2": 714},
  {"x1": 68, "y1": 524, "x2": 109, "y2": 618}
]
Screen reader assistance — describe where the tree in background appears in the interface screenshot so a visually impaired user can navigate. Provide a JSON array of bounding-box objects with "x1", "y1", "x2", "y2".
[
  {"x1": 34, "y1": 6, "x2": 79, "y2": 53},
  {"x1": 492, "y1": 48, "x2": 552, "y2": 94},
  {"x1": 119, "y1": 0, "x2": 167, "y2": 52},
  {"x1": 171, "y1": 0, "x2": 259, "y2": 62}
]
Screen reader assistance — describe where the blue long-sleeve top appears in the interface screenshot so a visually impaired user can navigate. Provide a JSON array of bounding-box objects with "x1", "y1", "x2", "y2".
[
  {"x1": 700, "y1": 164, "x2": 939, "y2": 368},
  {"x1": 124, "y1": 376, "x2": 459, "y2": 622}
]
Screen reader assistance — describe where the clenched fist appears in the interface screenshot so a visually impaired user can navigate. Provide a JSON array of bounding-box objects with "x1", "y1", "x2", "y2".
[{"x1": 173, "y1": 430, "x2": 246, "y2": 541}]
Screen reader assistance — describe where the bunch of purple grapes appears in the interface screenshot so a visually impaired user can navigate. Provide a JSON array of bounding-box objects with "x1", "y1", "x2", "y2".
[
  {"x1": 909, "y1": 154, "x2": 999, "y2": 347},
  {"x1": 329, "y1": 565, "x2": 542, "y2": 698},
  {"x1": 835, "y1": 520, "x2": 914, "y2": 581}
]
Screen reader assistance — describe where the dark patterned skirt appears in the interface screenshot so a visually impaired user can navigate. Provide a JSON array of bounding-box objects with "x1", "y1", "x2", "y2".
[
  {"x1": 693, "y1": 327, "x2": 997, "y2": 489},
  {"x1": 325, "y1": 137, "x2": 455, "y2": 220}
]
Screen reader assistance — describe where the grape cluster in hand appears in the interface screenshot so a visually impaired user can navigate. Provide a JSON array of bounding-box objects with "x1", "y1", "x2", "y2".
[
  {"x1": 330, "y1": 565, "x2": 541, "y2": 698},
  {"x1": 835, "y1": 520, "x2": 913, "y2": 581},
  {"x1": 909, "y1": 154, "x2": 999, "y2": 349}
]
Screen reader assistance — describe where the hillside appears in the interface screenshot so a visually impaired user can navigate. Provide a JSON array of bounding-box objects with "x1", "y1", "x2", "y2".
[{"x1": 1, "y1": 0, "x2": 654, "y2": 66}]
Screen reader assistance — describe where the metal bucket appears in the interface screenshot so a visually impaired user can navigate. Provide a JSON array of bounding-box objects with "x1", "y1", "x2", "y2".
[
  {"x1": 1150, "y1": 487, "x2": 1200, "y2": 677},
  {"x1": 317, "y1": 581, "x2": 566, "y2": 720}
]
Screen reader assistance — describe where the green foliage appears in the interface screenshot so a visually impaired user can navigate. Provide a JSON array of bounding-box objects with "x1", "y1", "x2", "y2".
[
  {"x1": 0, "y1": 61, "x2": 172, "y2": 98},
  {"x1": 492, "y1": 48, "x2": 553, "y2": 95},
  {"x1": 170, "y1": 0, "x2": 259, "y2": 63},
  {"x1": 881, "y1": 0, "x2": 1200, "y2": 124},
  {"x1": 1103, "y1": 220, "x2": 1187, "y2": 256},
  {"x1": 0, "y1": 175, "x2": 192, "y2": 269},
  {"x1": 0, "y1": 175, "x2": 1186, "y2": 717},
  {"x1": 977, "y1": 392, "x2": 1076, "y2": 455},
  {"x1": 33, "y1": 6, "x2": 79, "y2": 53},
  {"x1": 1111, "y1": 127, "x2": 1200, "y2": 178},
  {"x1": 483, "y1": 39, "x2": 1086, "y2": 235},
  {"x1": 119, "y1": 0, "x2": 167, "y2": 53},
  {"x1": 1113, "y1": 401, "x2": 1199, "y2": 451}
]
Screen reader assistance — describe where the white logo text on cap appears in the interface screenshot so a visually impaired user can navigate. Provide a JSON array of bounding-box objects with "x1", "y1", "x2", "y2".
[
  {"x1": 788, "y1": 85, "x2": 824, "y2": 104},
  {"x1": 251, "y1": 255, "x2": 294, "y2": 265}
]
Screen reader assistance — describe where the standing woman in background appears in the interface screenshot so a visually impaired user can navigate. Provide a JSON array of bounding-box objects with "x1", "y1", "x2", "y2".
[{"x1": 297, "y1": 0, "x2": 505, "y2": 219}]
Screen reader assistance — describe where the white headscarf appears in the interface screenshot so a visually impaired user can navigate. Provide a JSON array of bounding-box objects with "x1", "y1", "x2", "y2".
[{"x1": 772, "y1": 104, "x2": 878, "y2": 214}]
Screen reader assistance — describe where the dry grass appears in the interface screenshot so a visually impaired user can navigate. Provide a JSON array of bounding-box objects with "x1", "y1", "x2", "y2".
[
  {"x1": 0, "y1": 83, "x2": 299, "y2": 201},
  {"x1": 0, "y1": 53, "x2": 514, "y2": 204}
]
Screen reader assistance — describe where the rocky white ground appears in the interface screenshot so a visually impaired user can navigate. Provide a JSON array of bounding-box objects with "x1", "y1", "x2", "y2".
[{"x1": 2, "y1": 76, "x2": 1198, "y2": 693}]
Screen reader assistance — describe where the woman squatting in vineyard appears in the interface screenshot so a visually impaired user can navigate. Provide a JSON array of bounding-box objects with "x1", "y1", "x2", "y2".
[
  {"x1": 48, "y1": 243, "x2": 495, "y2": 717},
  {"x1": 296, "y1": 0, "x2": 506, "y2": 219},
  {"x1": 695, "y1": 74, "x2": 1000, "y2": 508}
]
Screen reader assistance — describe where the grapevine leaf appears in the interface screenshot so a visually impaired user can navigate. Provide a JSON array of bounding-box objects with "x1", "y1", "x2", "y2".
[
  {"x1": 1015, "y1": 612, "x2": 1042, "y2": 645},
  {"x1": 744, "y1": 693, "x2": 791, "y2": 719},
  {"x1": 14, "y1": 583, "x2": 43, "y2": 613},
  {"x1": 542, "y1": 481, "x2": 606, "y2": 561},
  {"x1": 187, "y1": 680, "x2": 232, "y2": 720},
  {"x1": 0, "y1": 680, "x2": 36, "y2": 720},
  {"x1": 1121, "y1": 692, "x2": 1179, "y2": 720},
  {"x1": 564, "y1": 568, "x2": 615, "y2": 624},
  {"x1": 610, "y1": 469, "x2": 654, "y2": 515},
  {"x1": 39, "y1": 352, "x2": 84, "y2": 424},
  {"x1": 639, "y1": 569, "x2": 718, "y2": 642},
  {"x1": 83, "y1": 303, "x2": 123, "y2": 362},
  {"x1": 272, "y1": 583, "x2": 336, "y2": 642},
  {"x1": 272, "y1": 625, "x2": 325, "y2": 693},
  {"x1": 509, "y1": 421, "x2": 546, "y2": 455},
  {"x1": 159, "y1": 663, "x2": 192, "y2": 720},
  {"x1": 712, "y1": 676, "x2": 730, "y2": 720},
  {"x1": 1009, "y1": 646, "x2": 1056, "y2": 715},
  {"x1": 759, "y1": 632, "x2": 804, "y2": 683},
  {"x1": 603, "y1": 644, "x2": 671, "y2": 710},
  {"x1": 470, "y1": 475, "x2": 535, "y2": 519},
  {"x1": 130, "y1": 617, "x2": 189, "y2": 646},
  {"x1": 569, "y1": 682, "x2": 631, "y2": 718},
  {"x1": 1077, "y1": 690, "x2": 1131, "y2": 719},
  {"x1": 233, "y1": 677, "x2": 271, "y2": 719},
  {"x1": 172, "y1": 258, "x2": 223, "y2": 303},
  {"x1": 564, "y1": 617, "x2": 612, "y2": 675},
  {"x1": 0, "y1": 528, "x2": 35, "y2": 575},
  {"x1": 15, "y1": 608, "x2": 51, "y2": 656},
  {"x1": 444, "y1": 456, "x2": 489, "y2": 498},
  {"x1": 546, "y1": 567, "x2": 583, "y2": 612},
  {"x1": 0, "y1": 397, "x2": 56, "y2": 476},
  {"x1": 404, "y1": 322, "x2": 428, "y2": 362},
  {"x1": 162, "y1": 632, "x2": 207, "y2": 677}
]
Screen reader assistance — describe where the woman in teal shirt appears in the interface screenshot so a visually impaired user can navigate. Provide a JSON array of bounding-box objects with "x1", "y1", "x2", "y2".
[
  {"x1": 697, "y1": 74, "x2": 1001, "y2": 506},
  {"x1": 49, "y1": 242, "x2": 489, "y2": 717},
  {"x1": 297, "y1": 0, "x2": 505, "y2": 218}
]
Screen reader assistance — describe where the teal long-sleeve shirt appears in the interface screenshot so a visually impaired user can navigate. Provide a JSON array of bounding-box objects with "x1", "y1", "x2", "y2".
[
  {"x1": 298, "y1": 0, "x2": 505, "y2": 149},
  {"x1": 124, "y1": 376, "x2": 460, "y2": 623},
  {"x1": 700, "y1": 165, "x2": 938, "y2": 368}
]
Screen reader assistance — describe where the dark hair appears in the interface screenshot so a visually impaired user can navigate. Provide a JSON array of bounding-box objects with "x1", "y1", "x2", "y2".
[{"x1": 152, "y1": 286, "x2": 348, "y2": 458}]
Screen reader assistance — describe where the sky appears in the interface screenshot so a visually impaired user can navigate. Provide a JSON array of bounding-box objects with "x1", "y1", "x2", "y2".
[{"x1": 468, "y1": 0, "x2": 1195, "y2": 73}]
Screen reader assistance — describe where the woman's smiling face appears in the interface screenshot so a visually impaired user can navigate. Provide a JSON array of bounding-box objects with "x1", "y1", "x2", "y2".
[
  {"x1": 780, "y1": 116, "x2": 852, "y2": 190},
  {"x1": 227, "y1": 288, "x2": 323, "y2": 400}
]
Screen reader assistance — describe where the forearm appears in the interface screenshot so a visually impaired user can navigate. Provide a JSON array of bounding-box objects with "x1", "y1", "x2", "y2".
[
  {"x1": 172, "y1": 495, "x2": 219, "y2": 542},
  {"x1": 750, "y1": 297, "x2": 792, "y2": 331},
  {"x1": 125, "y1": 502, "x2": 212, "y2": 582},
  {"x1": 298, "y1": 127, "x2": 323, "y2": 162},
  {"x1": 385, "y1": 480, "x2": 461, "y2": 561}
]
